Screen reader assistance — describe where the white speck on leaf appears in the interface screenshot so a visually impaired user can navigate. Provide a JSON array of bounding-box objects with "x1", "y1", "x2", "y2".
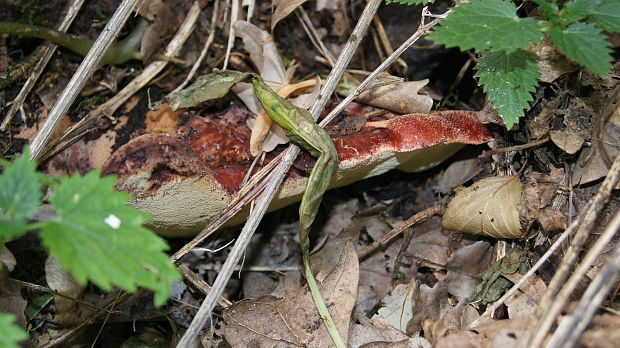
[{"x1": 104, "y1": 214, "x2": 121, "y2": 229}]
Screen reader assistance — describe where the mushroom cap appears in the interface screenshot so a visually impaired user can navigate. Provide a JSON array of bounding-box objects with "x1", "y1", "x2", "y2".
[{"x1": 103, "y1": 104, "x2": 492, "y2": 237}]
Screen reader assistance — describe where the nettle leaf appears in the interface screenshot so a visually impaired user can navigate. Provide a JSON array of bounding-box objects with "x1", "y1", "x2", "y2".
[
  {"x1": 475, "y1": 50, "x2": 540, "y2": 129},
  {"x1": 40, "y1": 171, "x2": 180, "y2": 306},
  {"x1": 0, "y1": 148, "x2": 43, "y2": 242},
  {"x1": 589, "y1": 0, "x2": 620, "y2": 33},
  {"x1": 0, "y1": 313, "x2": 28, "y2": 348},
  {"x1": 529, "y1": 0, "x2": 560, "y2": 23},
  {"x1": 385, "y1": 0, "x2": 434, "y2": 5},
  {"x1": 427, "y1": 0, "x2": 542, "y2": 53},
  {"x1": 559, "y1": 0, "x2": 601, "y2": 23},
  {"x1": 550, "y1": 22, "x2": 612, "y2": 77}
]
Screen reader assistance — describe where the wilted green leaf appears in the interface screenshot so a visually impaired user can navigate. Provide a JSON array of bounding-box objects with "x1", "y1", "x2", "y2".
[
  {"x1": 427, "y1": 0, "x2": 542, "y2": 52},
  {"x1": 166, "y1": 70, "x2": 252, "y2": 110},
  {"x1": 40, "y1": 171, "x2": 180, "y2": 306},
  {"x1": 0, "y1": 147, "x2": 43, "y2": 242},
  {"x1": 0, "y1": 313, "x2": 28, "y2": 348},
  {"x1": 442, "y1": 176, "x2": 524, "y2": 239},
  {"x1": 588, "y1": 0, "x2": 620, "y2": 32},
  {"x1": 474, "y1": 50, "x2": 540, "y2": 129},
  {"x1": 550, "y1": 22, "x2": 612, "y2": 77}
]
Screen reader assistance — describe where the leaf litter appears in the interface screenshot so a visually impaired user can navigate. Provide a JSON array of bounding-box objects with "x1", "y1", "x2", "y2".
[{"x1": 1, "y1": 0, "x2": 619, "y2": 347}]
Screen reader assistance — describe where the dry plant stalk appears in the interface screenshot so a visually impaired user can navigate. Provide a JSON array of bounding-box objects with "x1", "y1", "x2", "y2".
[
  {"x1": 39, "y1": 1, "x2": 202, "y2": 162},
  {"x1": 527, "y1": 153, "x2": 620, "y2": 347},
  {"x1": 0, "y1": 0, "x2": 85, "y2": 131},
  {"x1": 29, "y1": 0, "x2": 144, "y2": 161}
]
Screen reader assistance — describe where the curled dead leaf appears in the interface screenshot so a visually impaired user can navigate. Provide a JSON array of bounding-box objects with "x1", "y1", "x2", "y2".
[
  {"x1": 442, "y1": 176, "x2": 525, "y2": 239},
  {"x1": 357, "y1": 80, "x2": 433, "y2": 114},
  {"x1": 271, "y1": 0, "x2": 309, "y2": 29}
]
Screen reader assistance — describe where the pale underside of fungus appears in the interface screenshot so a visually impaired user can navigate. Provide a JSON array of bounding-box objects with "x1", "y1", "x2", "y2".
[{"x1": 102, "y1": 103, "x2": 493, "y2": 237}]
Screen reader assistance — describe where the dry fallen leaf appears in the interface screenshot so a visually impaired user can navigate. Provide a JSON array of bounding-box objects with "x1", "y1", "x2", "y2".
[
  {"x1": 137, "y1": 0, "x2": 180, "y2": 62},
  {"x1": 518, "y1": 171, "x2": 566, "y2": 232},
  {"x1": 433, "y1": 158, "x2": 482, "y2": 194},
  {"x1": 435, "y1": 315, "x2": 533, "y2": 348},
  {"x1": 272, "y1": 0, "x2": 309, "y2": 29},
  {"x1": 549, "y1": 128, "x2": 584, "y2": 154},
  {"x1": 532, "y1": 38, "x2": 579, "y2": 83},
  {"x1": 357, "y1": 80, "x2": 433, "y2": 115},
  {"x1": 442, "y1": 176, "x2": 524, "y2": 239},
  {"x1": 573, "y1": 89, "x2": 620, "y2": 185},
  {"x1": 374, "y1": 281, "x2": 415, "y2": 332},
  {"x1": 45, "y1": 257, "x2": 85, "y2": 320},
  {"x1": 223, "y1": 241, "x2": 358, "y2": 347}
]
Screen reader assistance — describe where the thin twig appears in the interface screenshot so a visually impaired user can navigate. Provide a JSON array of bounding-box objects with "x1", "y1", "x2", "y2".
[
  {"x1": 178, "y1": 264, "x2": 232, "y2": 308},
  {"x1": 468, "y1": 205, "x2": 588, "y2": 328},
  {"x1": 9, "y1": 279, "x2": 120, "y2": 314},
  {"x1": 528, "y1": 154, "x2": 620, "y2": 347},
  {"x1": 29, "y1": 0, "x2": 143, "y2": 161},
  {"x1": 372, "y1": 15, "x2": 408, "y2": 75},
  {"x1": 295, "y1": 8, "x2": 336, "y2": 66},
  {"x1": 357, "y1": 205, "x2": 443, "y2": 260},
  {"x1": 546, "y1": 210, "x2": 620, "y2": 348},
  {"x1": 319, "y1": 7, "x2": 451, "y2": 127},
  {"x1": 175, "y1": 1, "x2": 383, "y2": 346},
  {"x1": 222, "y1": 0, "x2": 239, "y2": 70},
  {"x1": 174, "y1": 0, "x2": 219, "y2": 92},
  {"x1": 37, "y1": 1, "x2": 202, "y2": 162},
  {"x1": 170, "y1": 150, "x2": 285, "y2": 264},
  {"x1": 480, "y1": 137, "x2": 550, "y2": 158},
  {"x1": 0, "y1": 0, "x2": 85, "y2": 131}
]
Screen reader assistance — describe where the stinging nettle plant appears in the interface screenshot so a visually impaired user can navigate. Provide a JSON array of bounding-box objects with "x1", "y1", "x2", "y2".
[
  {"x1": 387, "y1": 0, "x2": 619, "y2": 128},
  {"x1": 0, "y1": 147, "x2": 181, "y2": 345}
]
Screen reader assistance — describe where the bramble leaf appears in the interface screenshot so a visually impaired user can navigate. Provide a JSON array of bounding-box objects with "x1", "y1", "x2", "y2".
[
  {"x1": 427, "y1": 0, "x2": 542, "y2": 53},
  {"x1": 588, "y1": 0, "x2": 620, "y2": 32},
  {"x1": 549, "y1": 22, "x2": 612, "y2": 77},
  {"x1": 39, "y1": 171, "x2": 180, "y2": 306},
  {"x1": 559, "y1": 0, "x2": 601, "y2": 23},
  {"x1": 475, "y1": 50, "x2": 540, "y2": 129},
  {"x1": 0, "y1": 313, "x2": 28, "y2": 348},
  {"x1": 0, "y1": 147, "x2": 43, "y2": 242},
  {"x1": 385, "y1": 0, "x2": 434, "y2": 4}
]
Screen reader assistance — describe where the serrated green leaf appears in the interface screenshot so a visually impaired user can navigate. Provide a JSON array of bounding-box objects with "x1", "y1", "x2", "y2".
[
  {"x1": 0, "y1": 147, "x2": 43, "y2": 242},
  {"x1": 529, "y1": 0, "x2": 560, "y2": 23},
  {"x1": 427, "y1": 0, "x2": 543, "y2": 52},
  {"x1": 559, "y1": 0, "x2": 601, "y2": 23},
  {"x1": 589, "y1": 0, "x2": 620, "y2": 32},
  {"x1": 40, "y1": 171, "x2": 180, "y2": 306},
  {"x1": 385, "y1": 0, "x2": 434, "y2": 5},
  {"x1": 475, "y1": 50, "x2": 540, "y2": 129},
  {"x1": 549, "y1": 22, "x2": 612, "y2": 77},
  {"x1": 0, "y1": 313, "x2": 28, "y2": 348}
]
